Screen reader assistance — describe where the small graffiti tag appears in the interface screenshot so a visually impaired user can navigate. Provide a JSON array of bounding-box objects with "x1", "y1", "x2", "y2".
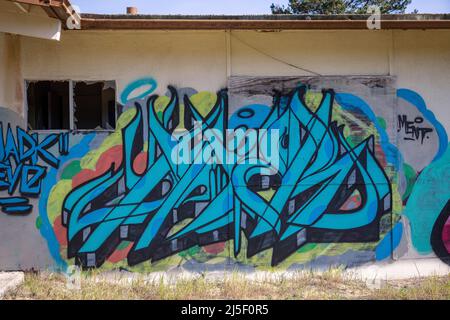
[
  {"x1": 397, "y1": 115, "x2": 433, "y2": 144},
  {"x1": 0, "y1": 123, "x2": 69, "y2": 214}
]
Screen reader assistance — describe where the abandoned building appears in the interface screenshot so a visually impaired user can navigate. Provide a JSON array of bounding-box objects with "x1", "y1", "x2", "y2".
[{"x1": 0, "y1": 0, "x2": 449, "y2": 273}]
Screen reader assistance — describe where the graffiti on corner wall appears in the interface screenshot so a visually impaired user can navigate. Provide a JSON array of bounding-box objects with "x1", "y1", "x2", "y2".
[
  {"x1": 0, "y1": 76, "x2": 448, "y2": 271},
  {"x1": 0, "y1": 121, "x2": 69, "y2": 214}
]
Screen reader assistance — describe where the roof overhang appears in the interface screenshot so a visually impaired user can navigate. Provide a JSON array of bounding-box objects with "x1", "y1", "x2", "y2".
[
  {"x1": 6, "y1": 0, "x2": 80, "y2": 30},
  {"x1": 0, "y1": 0, "x2": 69, "y2": 40}
]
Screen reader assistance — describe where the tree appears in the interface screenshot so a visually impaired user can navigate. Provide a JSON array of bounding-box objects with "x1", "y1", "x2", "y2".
[{"x1": 271, "y1": 0, "x2": 413, "y2": 14}]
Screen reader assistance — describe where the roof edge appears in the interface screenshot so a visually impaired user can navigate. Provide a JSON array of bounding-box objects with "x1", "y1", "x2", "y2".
[
  {"x1": 79, "y1": 14, "x2": 450, "y2": 31},
  {"x1": 9, "y1": 3, "x2": 448, "y2": 30},
  {"x1": 81, "y1": 13, "x2": 450, "y2": 21}
]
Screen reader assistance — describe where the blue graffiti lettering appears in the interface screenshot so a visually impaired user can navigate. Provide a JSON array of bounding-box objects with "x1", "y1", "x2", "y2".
[
  {"x1": 0, "y1": 123, "x2": 69, "y2": 214},
  {"x1": 62, "y1": 86, "x2": 391, "y2": 268}
]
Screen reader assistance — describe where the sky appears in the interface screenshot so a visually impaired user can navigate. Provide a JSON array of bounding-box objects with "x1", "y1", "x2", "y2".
[{"x1": 71, "y1": 0, "x2": 450, "y2": 15}]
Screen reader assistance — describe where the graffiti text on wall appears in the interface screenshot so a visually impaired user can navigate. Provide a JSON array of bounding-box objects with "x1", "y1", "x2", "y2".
[
  {"x1": 397, "y1": 115, "x2": 434, "y2": 144},
  {"x1": 0, "y1": 123, "x2": 69, "y2": 214}
]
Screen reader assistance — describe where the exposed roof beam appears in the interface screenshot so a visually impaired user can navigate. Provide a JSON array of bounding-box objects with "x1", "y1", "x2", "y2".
[
  {"x1": 7, "y1": 0, "x2": 79, "y2": 29},
  {"x1": 7, "y1": 0, "x2": 63, "y2": 7},
  {"x1": 0, "y1": 9, "x2": 61, "y2": 40},
  {"x1": 13, "y1": 2, "x2": 31, "y2": 13}
]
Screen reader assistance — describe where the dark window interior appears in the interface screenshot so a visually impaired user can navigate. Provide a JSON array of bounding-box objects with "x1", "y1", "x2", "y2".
[
  {"x1": 74, "y1": 81, "x2": 116, "y2": 130},
  {"x1": 27, "y1": 81, "x2": 70, "y2": 130},
  {"x1": 26, "y1": 80, "x2": 116, "y2": 131}
]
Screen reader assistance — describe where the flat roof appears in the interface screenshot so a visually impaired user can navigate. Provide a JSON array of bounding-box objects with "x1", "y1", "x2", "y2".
[{"x1": 79, "y1": 14, "x2": 450, "y2": 30}]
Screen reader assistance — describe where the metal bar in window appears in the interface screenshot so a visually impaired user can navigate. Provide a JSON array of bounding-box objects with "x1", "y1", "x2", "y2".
[
  {"x1": 114, "y1": 81, "x2": 117, "y2": 130},
  {"x1": 24, "y1": 80, "x2": 29, "y2": 130},
  {"x1": 69, "y1": 79, "x2": 74, "y2": 130}
]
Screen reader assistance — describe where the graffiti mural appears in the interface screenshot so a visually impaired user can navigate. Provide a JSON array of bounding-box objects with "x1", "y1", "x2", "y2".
[
  {"x1": 60, "y1": 85, "x2": 392, "y2": 268},
  {"x1": 0, "y1": 76, "x2": 448, "y2": 272},
  {"x1": 0, "y1": 122, "x2": 69, "y2": 214}
]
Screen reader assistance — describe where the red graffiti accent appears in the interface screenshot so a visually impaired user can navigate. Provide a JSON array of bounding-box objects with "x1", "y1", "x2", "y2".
[
  {"x1": 203, "y1": 242, "x2": 226, "y2": 255},
  {"x1": 133, "y1": 152, "x2": 148, "y2": 175},
  {"x1": 96, "y1": 145, "x2": 123, "y2": 174},
  {"x1": 107, "y1": 243, "x2": 133, "y2": 263},
  {"x1": 72, "y1": 169, "x2": 95, "y2": 188},
  {"x1": 339, "y1": 194, "x2": 362, "y2": 211},
  {"x1": 72, "y1": 145, "x2": 123, "y2": 188},
  {"x1": 443, "y1": 216, "x2": 450, "y2": 254},
  {"x1": 375, "y1": 144, "x2": 387, "y2": 168},
  {"x1": 53, "y1": 214, "x2": 67, "y2": 247}
]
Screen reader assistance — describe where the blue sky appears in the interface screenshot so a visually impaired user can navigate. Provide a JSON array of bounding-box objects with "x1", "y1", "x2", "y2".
[{"x1": 72, "y1": 0, "x2": 450, "y2": 14}]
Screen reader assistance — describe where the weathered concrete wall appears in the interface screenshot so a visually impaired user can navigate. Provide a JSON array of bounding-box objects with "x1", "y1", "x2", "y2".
[
  {"x1": 0, "y1": 32, "x2": 22, "y2": 116},
  {"x1": 0, "y1": 29, "x2": 448, "y2": 271},
  {"x1": 21, "y1": 30, "x2": 228, "y2": 96}
]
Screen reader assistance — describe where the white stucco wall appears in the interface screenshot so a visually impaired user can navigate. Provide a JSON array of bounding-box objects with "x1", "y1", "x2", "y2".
[
  {"x1": 20, "y1": 30, "x2": 228, "y2": 99},
  {"x1": 393, "y1": 29, "x2": 450, "y2": 132},
  {"x1": 17, "y1": 28, "x2": 450, "y2": 132}
]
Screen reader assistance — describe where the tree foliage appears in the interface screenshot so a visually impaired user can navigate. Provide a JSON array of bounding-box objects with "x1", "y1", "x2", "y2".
[{"x1": 271, "y1": 0, "x2": 413, "y2": 14}]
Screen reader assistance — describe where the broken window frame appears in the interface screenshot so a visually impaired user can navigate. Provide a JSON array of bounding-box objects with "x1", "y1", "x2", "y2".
[
  {"x1": 25, "y1": 79, "x2": 117, "y2": 133},
  {"x1": 25, "y1": 79, "x2": 71, "y2": 133}
]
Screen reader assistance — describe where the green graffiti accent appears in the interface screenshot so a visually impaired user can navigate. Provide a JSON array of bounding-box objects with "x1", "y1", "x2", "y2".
[
  {"x1": 47, "y1": 180, "x2": 72, "y2": 224},
  {"x1": 154, "y1": 96, "x2": 170, "y2": 121},
  {"x1": 376, "y1": 117, "x2": 387, "y2": 130},
  {"x1": 304, "y1": 91, "x2": 323, "y2": 111},
  {"x1": 404, "y1": 143, "x2": 450, "y2": 254},
  {"x1": 61, "y1": 160, "x2": 82, "y2": 180},
  {"x1": 391, "y1": 182, "x2": 404, "y2": 218},
  {"x1": 167, "y1": 218, "x2": 193, "y2": 237},
  {"x1": 36, "y1": 216, "x2": 42, "y2": 229},
  {"x1": 178, "y1": 245, "x2": 201, "y2": 259},
  {"x1": 190, "y1": 92, "x2": 217, "y2": 117},
  {"x1": 258, "y1": 189, "x2": 276, "y2": 202},
  {"x1": 333, "y1": 104, "x2": 383, "y2": 153},
  {"x1": 117, "y1": 241, "x2": 131, "y2": 251},
  {"x1": 402, "y1": 163, "x2": 417, "y2": 201},
  {"x1": 153, "y1": 92, "x2": 217, "y2": 122}
]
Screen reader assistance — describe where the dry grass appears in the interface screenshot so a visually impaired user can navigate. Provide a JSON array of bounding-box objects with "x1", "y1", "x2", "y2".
[
  {"x1": 370, "y1": 276, "x2": 450, "y2": 300},
  {"x1": 3, "y1": 270, "x2": 449, "y2": 300}
]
